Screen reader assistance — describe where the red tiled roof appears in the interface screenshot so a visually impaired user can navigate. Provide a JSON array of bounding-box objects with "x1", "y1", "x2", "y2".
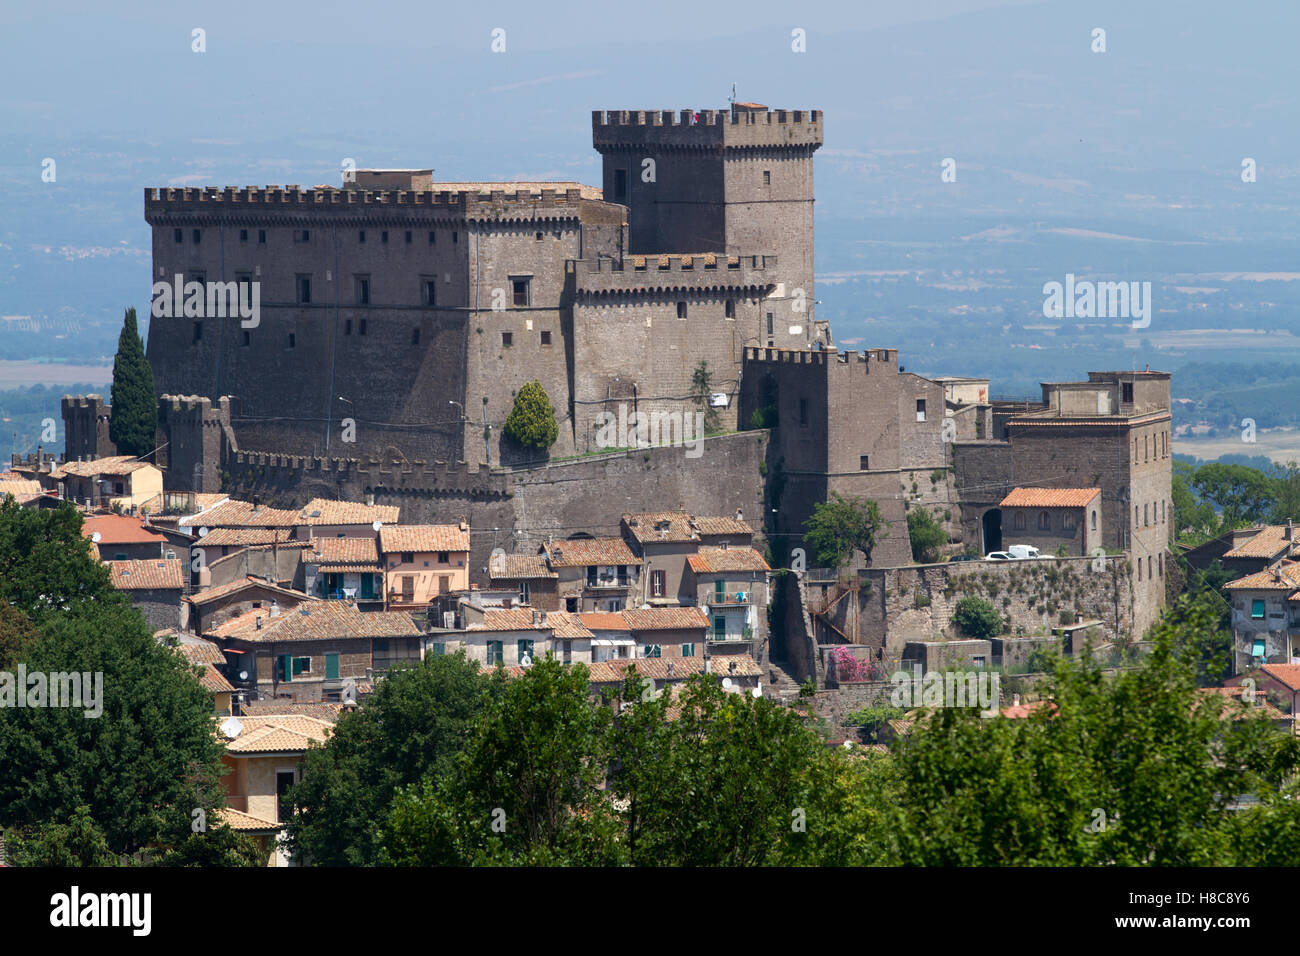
[
  {"x1": 197, "y1": 527, "x2": 295, "y2": 547},
  {"x1": 543, "y1": 537, "x2": 640, "y2": 567},
  {"x1": 1259, "y1": 664, "x2": 1300, "y2": 693},
  {"x1": 187, "y1": 576, "x2": 310, "y2": 606},
  {"x1": 1224, "y1": 562, "x2": 1300, "y2": 591},
  {"x1": 579, "y1": 612, "x2": 629, "y2": 631},
  {"x1": 218, "y1": 602, "x2": 420, "y2": 643},
  {"x1": 687, "y1": 546, "x2": 770, "y2": 573},
  {"x1": 999, "y1": 487, "x2": 1101, "y2": 509},
  {"x1": 82, "y1": 514, "x2": 168, "y2": 545},
  {"x1": 378, "y1": 524, "x2": 470, "y2": 554},
  {"x1": 1223, "y1": 525, "x2": 1300, "y2": 560},
  {"x1": 299, "y1": 498, "x2": 400, "y2": 526},
  {"x1": 107, "y1": 558, "x2": 185, "y2": 590},
  {"x1": 198, "y1": 663, "x2": 235, "y2": 693},
  {"x1": 304, "y1": 536, "x2": 380, "y2": 566},
  {"x1": 692, "y1": 515, "x2": 753, "y2": 537},
  {"x1": 489, "y1": 553, "x2": 556, "y2": 580},
  {"x1": 180, "y1": 500, "x2": 301, "y2": 529},
  {"x1": 53, "y1": 456, "x2": 152, "y2": 478},
  {"x1": 470, "y1": 609, "x2": 594, "y2": 638},
  {"x1": 621, "y1": 606, "x2": 709, "y2": 632}
]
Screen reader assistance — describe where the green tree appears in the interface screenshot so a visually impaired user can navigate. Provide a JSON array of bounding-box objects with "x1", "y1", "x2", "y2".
[
  {"x1": 1172, "y1": 460, "x2": 1219, "y2": 543},
  {"x1": 1192, "y1": 462, "x2": 1274, "y2": 528},
  {"x1": 952, "y1": 596, "x2": 1003, "y2": 640},
  {"x1": 380, "y1": 658, "x2": 621, "y2": 866},
  {"x1": 906, "y1": 507, "x2": 947, "y2": 563},
  {"x1": 151, "y1": 823, "x2": 266, "y2": 867},
  {"x1": 0, "y1": 603, "x2": 37, "y2": 670},
  {"x1": 0, "y1": 500, "x2": 228, "y2": 860},
  {"x1": 804, "y1": 492, "x2": 883, "y2": 570},
  {"x1": 5, "y1": 805, "x2": 118, "y2": 867},
  {"x1": 108, "y1": 307, "x2": 157, "y2": 459},
  {"x1": 691, "y1": 360, "x2": 721, "y2": 433},
  {"x1": 284, "y1": 651, "x2": 496, "y2": 866},
  {"x1": 503, "y1": 380, "x2": 559, "y2": 452},
  {"x1": 1268, "y1": 461, "x2": 1300, "y2": 524},
  {"x1": 609, "y1": 673, "x2": 826, "y2": 866}
]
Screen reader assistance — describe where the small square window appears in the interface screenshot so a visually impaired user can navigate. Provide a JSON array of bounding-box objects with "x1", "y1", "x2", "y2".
[
  {"x1": 288, "y1": 333, "x2": 296, "y2": 349},
  {"x1": 356, "y1": 276, "x2": 370, "y2": 305},
  {"x1": 535, "y1": 231, "x2": 544, "y2": 241},
  {"x1": 297, "y1": 275, "x2": 311, "y2": 304},
  {"x1": 359, "y1": 319, "x2": 367, "y2": 335},
  {"x1": 192, "y1": 228, "x2": 201, "y2": 244},
  {"x1": 239, "y1": 228, "x2": 248, "y2": 243},
  {"x1": 344, "y1": 319, "x2": 352, "y2": 335},
  {"x1": 438, "y1": 551, "x2": 449, "y2": 564},
  {"x1": 381, "y1": 230, "x2": 389, "y2": 244},
  {"x1": 452, "y1": 230, "x2": 458, "y2": 243},
  {"x1": 1252, "y1": 600, "x2": 1266, "y2": 619},
  {"x1": 192, "y1": 321, "x2": 202, "y2": 343},
  {"x1": 405, "y1": 230, "x2": 412, "y2": 244},
  {"x1": 763, "y1": 169, "x2": 771, "y2": 185},
  {"x1": 258, "y1": 229, "x2": 266, "y2": 244},
  {"x1": 428, "y1": 230, "x2": 436, "y2": 244},
  {"x1": 242, "y1": 330, "x2": 250, "y2": 347},
  {"x1": 540, "y1": 330, "x2": 552, "y2": 346},
  {"x1": 676, "y1": 301, "x2": 687, "y2": 319},
  {"x1": 412, "y1": 328, "x2": 421, "y2": 345},
  {"x1": 423, "y1": 279, "x2": 437, "y2": 306},
  {"x1": 916, "y1": 399, "x2": 927, "y2": 422},
  {"x1": 173, "y1": 228, "x2": 183, "y2": 243},
  {"x1": 859, "y1": 455, "x2": 869, "y2": 470},
  {"x1": 502, "y1": 331, "x2": 513, "y2": 347},
  {"x1": 799, "y1": 398, "x2": 808, "y2": 427},
  {"x1": 359, "y1": 230, "x2": 366, "y2": 243},
  {"x1": 725, "y1": 300, "x2": 735, "y2": 319}
]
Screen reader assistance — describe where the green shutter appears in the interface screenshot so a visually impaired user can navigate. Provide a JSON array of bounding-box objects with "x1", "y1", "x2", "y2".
[
  {"x1": 325, "y1": 653, "x2": 339, "y2": 680},
  {"x1": 281, "y1": 654, "x2": 292, "y2": 682}
]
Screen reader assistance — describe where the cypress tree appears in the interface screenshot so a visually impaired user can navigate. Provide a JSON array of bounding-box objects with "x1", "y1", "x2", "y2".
[{"x1": 108, "y1": 307, "x2": 158, "y2": 459}]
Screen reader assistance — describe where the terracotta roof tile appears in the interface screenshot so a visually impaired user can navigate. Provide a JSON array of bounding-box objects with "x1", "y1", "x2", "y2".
[
  {"x1": 1224, "y1": 562, "x2": 1300, "y2": 591},
  {"x1": 217, "y1": 807, "x2": 280, "y2": 832},
  {"x1": 299, "y1": 498, "x2": 400, "y2": 526},
  {"x1": 379, "y1": 524, "x2": 470, "y2": 554},
  {"x1": 1223, "y1": 525, "x2": 1300, "y2": 560},
  {"x1": 52, "y1": 456, "x2": 151, "y2": 478},
  {"x1": 687, "y1": 546, "x2": 770, "y2": 573},
  {"x1": 470, "y1": 609, "x2": 594, "y2": 638},
  {"x1": 219, "y1": 602, "x2": 420, "y2": 643},
  {"x1": 621, "y1": 606, "x2": 710, "y2": 631},
  {"x1": 174, "y1": 637, "x2": 226, "y2": 666},
  {"x1": 222, "y1": 715, "x2": 333, "y2": 753},
  {"x1": 1259, "y1": 664, "x2": 1300, "y2": 693},
  {"x1": 1199, "y1": 686, "x2": 1287, "y2": 719},
  {"x1": 304, "y1": 536, "x2": 380, "y2": 566},
  {"x1": 999, "y1": 487, "x2": 1101, "y2": 509},
  {"x1": 543, "y1": 537, "x2": 640, "y2": 567},
  {"x1": 622, "y1": 511, "x2": 698, "y2": 543},
  {"x1": 108, "y1": 557, "x2": 185, "y2": 590},
  {"x1": 198, "y1": 663, "x2": 235, "y2": 693},
  {"x1": 187, "y1": 576, "x2": 311, "y2": 606},
  {"x1": 691, "y1": 515, "x2": 753, "y2": 537},
  {"x1": 489, "y1": 553, "x2": 557, "y2": 580},
  {"x1": 239, "y1": 700, "x2": 345, "y2": 721},
  {"x1": 578, "y1": 612, "x2": 629, "y2": 631},
  {"x1": 180, "y1": 500, "x2": 301, "y2": 529},
  {"x1": 82, "y1": 514, "x2": 168, "y2": 545},
  {"x1": 197, "y1": 527, "x2": 296, "y2": 547}
]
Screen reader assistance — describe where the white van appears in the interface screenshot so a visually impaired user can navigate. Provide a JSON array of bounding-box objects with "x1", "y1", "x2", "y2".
[{"x1": 1006, "y1": 545, "x2": 1041, "y2": 559}]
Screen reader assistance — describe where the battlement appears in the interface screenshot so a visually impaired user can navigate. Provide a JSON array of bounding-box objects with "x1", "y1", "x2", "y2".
[
  {"x1": 144, "y1": 185, "x2": 602, "y2": 223},
  {"x1": 229, "y1": 449, "x2": 510, "y2": 497},
  {"x1": 592, "y1": 108, "x2": 822, "y2": 150},
  {"x1": 743, "y1": 346, "x2": 898, "y2": 369},
  {"x1": 159, "y1": 394, "x2": 233, "y2": 421},
  {"x1": 62, "y1": 393, "x2": 109, "y2": 411},
  {"x1": 571, "y1": 254, "x2": 778, "y2": 296}
]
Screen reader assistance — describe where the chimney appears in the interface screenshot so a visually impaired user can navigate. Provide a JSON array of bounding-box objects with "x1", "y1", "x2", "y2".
[
  {"x1": 531, "y1": 609, "x2": 540, "y2": 626},
  {"x1": 256, "y1": 616, "x2": 262, "y2": 629},
  {"x1": 252, "y1": 495, "x2": 260, "y2": 515},
  {"x1": 367, "y1": 492, "x2": 375, "y2": 507},
  {"x1": 1287, "y1": 519, "x2": 1294, "y2": 542}
]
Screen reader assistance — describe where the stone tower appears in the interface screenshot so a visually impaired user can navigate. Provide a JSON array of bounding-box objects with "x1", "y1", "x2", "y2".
[
  {"x1": 61, "y1": 394, "x2": 116, "y2": 461},
  {"x1": 592, "y1": 104, "x2": 826, "y2": 348}
]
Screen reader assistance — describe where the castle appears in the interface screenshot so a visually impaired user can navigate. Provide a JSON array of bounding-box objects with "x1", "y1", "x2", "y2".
[
  {"x1": 61, "y1": 100, "x2": 1172, "y2": 645},
  {"x1": 141, "y1": 104, "x2": 827, "y2": 471}
]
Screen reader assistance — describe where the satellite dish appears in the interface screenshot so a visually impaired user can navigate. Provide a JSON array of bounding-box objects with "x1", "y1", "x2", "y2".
[
  {"x1": 751, "y1": 687, "x2": 762, "y2": 698},
  {"x1": 238, "y1": 671, "x2": 248, "y2": 681},
  {"x1": 220, "y1": 716, "x2": 243, "y2": 739},
  {"x1": 342, "y1": 679, "x2": 358, "y2": 705},
  {"x1": 90, "y1": 531, "x2": 101, "y2": 543},
  {"x1": 520, "y1": 653, "x2": 533, "y2": 667},
  {"x1": 842, "y1": 740, "x2": 854, "y2": 749},
  {"x1": 371, "y1": 520, "x2": 382, "y2": 531},
  {"x1": 722, "y1": 677, "x2": 733, "y2": 689},
  {"x1": 198, "y1": 526, "x2": 209, "y2": 537}
]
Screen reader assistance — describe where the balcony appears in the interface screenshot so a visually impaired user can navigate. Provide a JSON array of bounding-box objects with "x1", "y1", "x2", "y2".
[
  {"x1": 709, "y1": 591, "x2": 754, "y2": 605},
  {"x1": 586, "y1": 576, "x2": 631, "y2": 590}
]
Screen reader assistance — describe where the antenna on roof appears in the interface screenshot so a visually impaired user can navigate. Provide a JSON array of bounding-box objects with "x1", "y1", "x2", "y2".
[{"x1": 728, "y1": 82, "x2": 736, "y2": 105}]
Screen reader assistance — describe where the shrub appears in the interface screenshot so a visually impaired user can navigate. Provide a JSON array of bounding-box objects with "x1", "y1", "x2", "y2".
[
  {"x1": 953, "y1": 596, "x2": 1003, "y2": 640},
  {"x1": 503, "y1": 381, "x2": 559, "y2": 451}
]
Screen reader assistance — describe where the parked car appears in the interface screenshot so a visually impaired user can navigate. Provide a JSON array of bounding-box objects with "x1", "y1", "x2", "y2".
[
  {"x1": 949, "y1": 553, "x2": 980, "y2": 563},
  {"x1": 985, "y1": 546, "x2": 1043, "y2": 561},
  {"x1": 985, "y1": 551, "x2": 1013, "y2": 561}
]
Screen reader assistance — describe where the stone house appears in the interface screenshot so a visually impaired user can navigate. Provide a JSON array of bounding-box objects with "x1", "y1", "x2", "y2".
[
  {"x1": 620, "y1": 511, "x2": 753, "y2": 606},
  {"x1": 622, "y1": 606, "x2": 710, "y2": 660},
  {"x1": 440, "y1": 607, "x2": 594, "y2": 667},
  {"x1": 82, "y1": 513, "x2": 170, "y2": 561},
  {"x1": 996, "y1": 487, "x2": 1102, "y2": 557},
  {"x1": 576, "y1": 612, "x2": 636, "y2": 662},
  {"x1": 1218, "y1": 522, "x2": 1300, "y2": 576},
  {"x1": 685, "y1": 544, "x2": 771, "y2": 654},
  {"x1": 218, "y1": 714, "x2": 334, "y2": 866},
  {"x1": 185, "y1": 576, "x2": 312, "y2": 637},
  {"x1": 107, "y1": 557, "x2": 185, "y2": 631},
  {"x1": 541, "y1": 537, "x2": 642, "y2": 612},
  {"x1": 214, "y1": 601, "x2": 422, "y2": 703},
  {"x1": 50, "y1": 457, "x2": 163, "y2": 511},
  {"x1": 303, "y1": 535, "x2": 384, "y2": 607},
  {"x1": 488, "y1": 552, "x2": 559, "y2": 609},
  {"x1": 1224, "y1": 562, "x2": 1300, "y2": 674},
  {"x1": 295, "y1": 498, "x2": 401, "y2": 539},
  {"x1": 378, "y1": 523, "x2": 471, "y2": 610}
]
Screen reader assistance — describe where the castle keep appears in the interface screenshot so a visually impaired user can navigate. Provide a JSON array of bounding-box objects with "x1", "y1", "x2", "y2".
[{"x1": 143, "y1": 104, "x2": 826, "y2": 470}]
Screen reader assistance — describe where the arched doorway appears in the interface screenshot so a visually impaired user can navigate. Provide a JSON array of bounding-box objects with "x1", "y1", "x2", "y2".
[{"x1": 981, "y1": 508, "x2": 1002, "y2": 554}]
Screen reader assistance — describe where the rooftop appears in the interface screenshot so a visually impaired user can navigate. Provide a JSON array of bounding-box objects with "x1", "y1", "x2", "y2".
[
  {"x1": 299, "y1": 498, "x2": 400, "y2": 527},
  {"x1": 543, "y1": 537, "x2": 640, "y2": 568},
  {"x1": 82, "y1": 514, "x2": 168, "y2": 545},
  {"x1": 378, "y1": 524, "x2": 470, "y2": 554},
  {"x1": 107, "y1": 557, "x2": 185, "y2": 591},
  {"x1": 999, "y1": 487, "x2": 1101, "y2": 509},
  {"x1": 687, "y1": 546, "x2": 771, "y2": 574}
]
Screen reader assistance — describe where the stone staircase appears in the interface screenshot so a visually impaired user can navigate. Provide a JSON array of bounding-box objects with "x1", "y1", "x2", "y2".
[{"x1": 766, "y1": 659, "x2": 806, "y2": 705}]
